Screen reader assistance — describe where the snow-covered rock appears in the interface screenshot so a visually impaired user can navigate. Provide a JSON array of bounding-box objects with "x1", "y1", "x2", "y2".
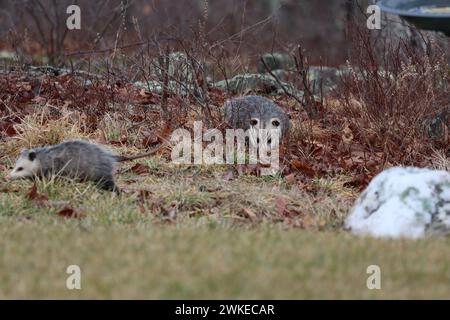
[{"x1": 345, "y1": 167, "x2": 450, "y2": 239}]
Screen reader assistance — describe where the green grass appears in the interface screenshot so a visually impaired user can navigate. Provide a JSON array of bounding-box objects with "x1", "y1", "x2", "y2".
[{"x1": 0, "y1": 221, "x2": 449, "y2": 299}]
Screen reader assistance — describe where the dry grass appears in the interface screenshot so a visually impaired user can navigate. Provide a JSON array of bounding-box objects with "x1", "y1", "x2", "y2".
[
  {"x1": 0, "y1": 109, "x2": 90, "y2": 159},
  {"x1": 0, "y1": 102, "x2": 356, "y2": 229},
  {"x1": 0, "y1": 153, "x2": 354, "y2": 230},
  {"x1": 428, "y1": 149, "x2": 450, "y2": 171}
]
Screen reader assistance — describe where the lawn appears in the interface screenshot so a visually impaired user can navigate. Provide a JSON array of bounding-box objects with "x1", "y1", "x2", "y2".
[
  {"x1": 0, "y1": 221, "x2": 449, "y2": 299},
  {"x1": 0, "y1": 159, "x2": 449, "y2": 299}
]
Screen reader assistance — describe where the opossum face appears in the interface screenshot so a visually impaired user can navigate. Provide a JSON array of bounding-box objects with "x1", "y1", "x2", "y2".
[
  {"x1": 7, "y1": 150, "x2": 40, "y2": 180},
  {"x1": 247, "y1": 117, "x2": 282, "y2": 150}
]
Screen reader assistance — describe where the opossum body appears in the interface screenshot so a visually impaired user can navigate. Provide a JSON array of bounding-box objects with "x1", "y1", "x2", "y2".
[{"x1": 7, "y1": 140, "x2": 165, "y2": 192}]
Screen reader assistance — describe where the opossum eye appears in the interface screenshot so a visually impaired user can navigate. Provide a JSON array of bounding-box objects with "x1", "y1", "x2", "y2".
[
  {"x1": 16, "y1": 167, "x2": 23, "y2": 172},
  {"x1": 272, "y1": 120, "x2": 280, "y2": 127},
  {"x1": 28, "y1": 152, "x2": 36, "y2": 161},
  {"x1": 250, "y1": 119, "x2": 258, "y2": 126}
]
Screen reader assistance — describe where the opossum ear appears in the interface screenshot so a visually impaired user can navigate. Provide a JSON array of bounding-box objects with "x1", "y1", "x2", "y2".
[{"x1": 28, "y1": 151, "x2": 36, "y2": 161}]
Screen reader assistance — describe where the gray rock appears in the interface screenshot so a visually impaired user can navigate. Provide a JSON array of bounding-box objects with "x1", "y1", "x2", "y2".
[
  {"x1": 151, "y1": 52, "x2": 197, "y2": 84},
  {"x1": 257, "y1": 53, "x2": 295, "y2": 73},
  {"x1": 134, "y1": 80, "x2": 193, "y2": 96},
  {"x1": 213, "y1": 73, "x2": 304, "y2": 98},
  {"x1": 307, "y1": 66, "x2": 343, "y2": 95}
]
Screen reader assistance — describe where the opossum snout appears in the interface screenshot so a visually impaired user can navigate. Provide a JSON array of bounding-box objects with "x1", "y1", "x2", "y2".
[{"x1": 4, "y1": 174, "x2": 11, "y2": 181}]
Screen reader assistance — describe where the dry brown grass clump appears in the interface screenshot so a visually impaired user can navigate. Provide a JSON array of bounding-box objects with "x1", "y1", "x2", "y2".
[{"x1": 0, "y1": 108, "x2": 89, "y2": 161}]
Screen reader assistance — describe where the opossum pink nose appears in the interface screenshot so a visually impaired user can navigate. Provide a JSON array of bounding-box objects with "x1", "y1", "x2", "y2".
[{"x1": 4, "y1": 175, "x2": 11, "y2": 181}]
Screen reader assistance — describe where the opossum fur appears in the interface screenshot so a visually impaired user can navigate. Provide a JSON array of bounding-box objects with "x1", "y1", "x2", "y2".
[{"x1": 7, "y1": 140, "x2": 166, "y2": 192}]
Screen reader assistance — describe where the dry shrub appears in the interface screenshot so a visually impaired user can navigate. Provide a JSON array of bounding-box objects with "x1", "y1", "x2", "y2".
[
  {"x1": 0, "y1": 107, "x2": 89, "y2": 160},
  {"x1": 338, "y1": 25, "x2": 450, "y2": 166}
]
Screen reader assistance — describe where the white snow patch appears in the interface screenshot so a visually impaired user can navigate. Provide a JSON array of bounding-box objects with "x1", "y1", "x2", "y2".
[{"x1": 345, "y1": 167, "x2": 450, "y2": 239}]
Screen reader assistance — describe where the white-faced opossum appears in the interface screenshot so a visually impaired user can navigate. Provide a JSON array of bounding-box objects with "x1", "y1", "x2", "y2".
[
  {"x1": 6, "y1": 140, "x2": 168, "y2": 192},
  {"x1": 224, "y1": 95, "x2": 290, "y2": 149}
]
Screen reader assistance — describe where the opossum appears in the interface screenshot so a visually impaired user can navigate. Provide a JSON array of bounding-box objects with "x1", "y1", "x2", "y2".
[
  {"x1": 224, "y1": 95, "x2": 290, "y2": 149},
  {"x1": 6, "y1": 140, "x2": 167, "y2": 192}
]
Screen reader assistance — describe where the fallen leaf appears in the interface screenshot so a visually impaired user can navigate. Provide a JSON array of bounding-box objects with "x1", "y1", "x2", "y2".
[
  {"x1": 31, "y1": 96, "x2": 47, "y2": 105},
  {"x1": 142, "y1": 132, "x2": 160, "y2": 147},
  {"x1": 365, "y1": 159, "x2": 379, "y2": 171},
  {"x1": 291, "y1": 160, "x2": 316, "y2": 177},
  {"x1": 130, "y1": 163, "x2": 150, "y2": 175},
  {"x1": 0, "y1": 121, "x2": 17, "y2": 136},
  {"x1": 57, "y1": 206, "x2": 83, "y2": 219},
  {"x1": 137, "y1": 89, "x2": 159, "y2": 104},
  {"x1": 343, "y1": 173, "x2": 371, "y2": 191},
  {"x1": 242, "y1": 207, "x2": 257, "y2": 221},
  {"x1": 25, "y1": 184, "x2": 48, "y2": 206},
  {"x1": 275, "y1": 196, "x2": 287, "y2": 216},
  {"x1": 341, "y1": 122, "x2": 354, "y2": 145},
  {"x1": 285, "y1": 173, "x2": 297, "y2": 184},
  {"x1": 236, "y1": 164, "x2": 258, "y2": 176}
]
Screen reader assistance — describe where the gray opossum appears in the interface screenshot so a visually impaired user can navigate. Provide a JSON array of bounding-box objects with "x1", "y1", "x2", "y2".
[
  {"x1": 6, "y1": 140, "x2": 167, "y2": 192},
  {"x1": 224, "y1": 95, "x2": 290, "y2": 148}
]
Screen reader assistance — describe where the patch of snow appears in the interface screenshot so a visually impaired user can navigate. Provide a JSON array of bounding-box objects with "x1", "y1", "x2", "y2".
[{"x1": 345, "y1": 167, "x2": 450, "y2": 239}]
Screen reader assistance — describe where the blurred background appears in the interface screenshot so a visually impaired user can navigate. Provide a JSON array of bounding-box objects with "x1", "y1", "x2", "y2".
[{"x1": 0, "y1": 0, "x2": 373, "y2": 66}]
